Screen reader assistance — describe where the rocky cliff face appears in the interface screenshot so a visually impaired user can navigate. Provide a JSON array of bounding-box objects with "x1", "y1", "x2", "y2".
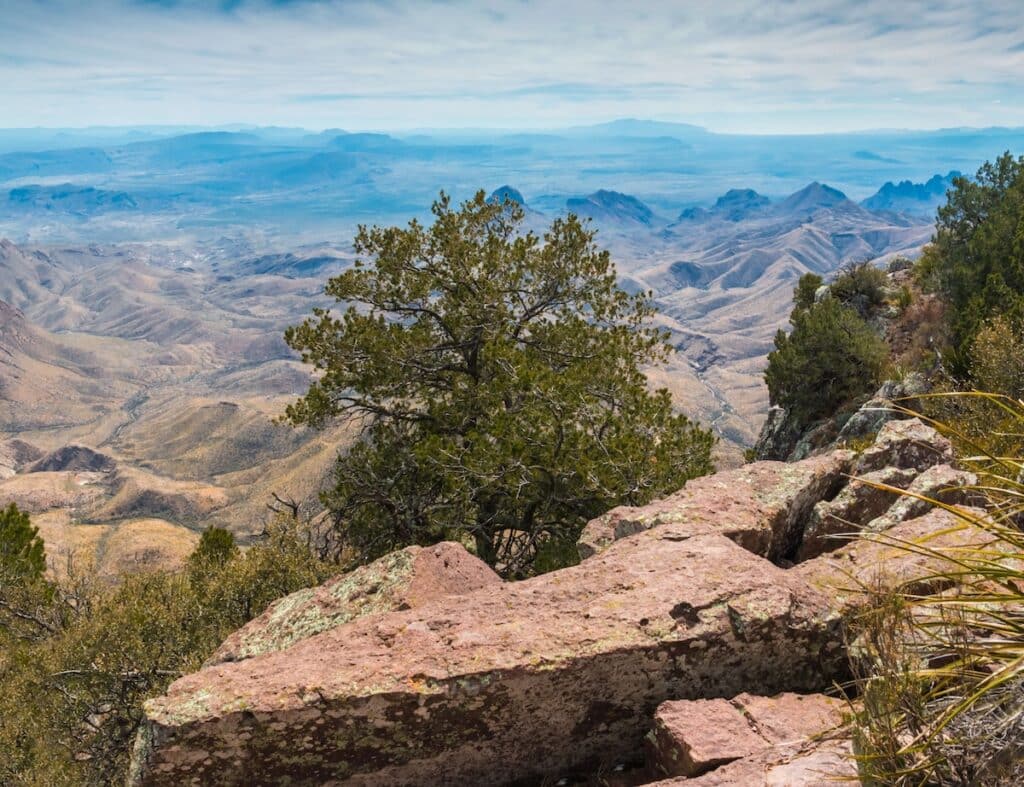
[{"x1": 129, "y1": 419, "x2": 988, "y2": 786}]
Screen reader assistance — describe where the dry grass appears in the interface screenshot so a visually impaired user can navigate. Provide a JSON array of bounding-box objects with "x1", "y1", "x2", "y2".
[{"x1": 851, "y1": 393, "x2": 1024, "y2": 786}]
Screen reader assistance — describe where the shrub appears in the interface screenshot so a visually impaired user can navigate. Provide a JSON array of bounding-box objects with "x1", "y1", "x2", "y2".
[
  {"x1": 0, "y1": 516, "x2": 332, "y2": 784},
  {"x1": 852, "y1": 394, "x2": 1024, "y2": 785},
  {"x1": 970, "y1": 315, "x2": 1024, "y2": 400},
  {"x1": 894, "y1": 284, "x2": 913, "y2": 311},
  {"x1": 793, "y1": 272, "x2": 823, "y2": 312},
  {"x1": 829, "y1": 261, "x2": 889, "y2": 319},
  {"x1": 916, "y1": 153, "x2": 1024, "y2": 376},
  {"x1": 0, "y1": 502, "x2": 45, "y2": 582},
  {"x1": 916, "y1": 316, "x2": 1024, "y2": 465},
  {"x1": 764, "y1": 297, "x2": 888, "y2": 432}
]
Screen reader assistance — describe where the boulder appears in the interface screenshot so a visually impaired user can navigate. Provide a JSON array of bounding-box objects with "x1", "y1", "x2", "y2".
[
  {"x1": 646, "y1": 692, "x2": 846, "y2": 779},
  {"x1": 647, "y1": 697, "x2": 767, "y2": 778},
  {"x1": 863, "y1": 464, "x2": 977, "y2": 534},
  {"x1": 651, "y1": 738, "x2": 857, "y2": 786},
  {"x1": 209, "y1": 542, "x2": 501, "y2": 665},
  {"x1": 796, "y1": 467, "x2": 918, "y2": 561},
  {"x1": 131, "y1": 527, "x2": 846, "y2": 786},
  {"x1": 577, "y1": 451, "x2": 853, "y2": 562},
  {"x1": 793, "y1": 507, "x2": 993, "y2": 614},
  {"x1": 833, "y1": 374, "x2": 929, "y2": 446},
  {"x1": 854, "y1": 418, "x2": 953, "y2": 474}
]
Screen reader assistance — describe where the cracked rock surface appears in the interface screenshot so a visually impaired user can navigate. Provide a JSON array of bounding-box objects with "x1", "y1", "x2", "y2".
[{"x1": 130, "y1": 420, "x2": 988, "y2": 786}]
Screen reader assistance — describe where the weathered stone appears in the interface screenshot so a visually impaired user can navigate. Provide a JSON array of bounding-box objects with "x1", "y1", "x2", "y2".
[
  {"x1": 646, "y1": 692, "x2": 846, "y2": 778},
  {"x1": 793, "y1": 507, "x2": 993, "y2": 614},
  {"x1": 752, "y1": 405, "x2": 804, "y2": 461},
  {"x1": 208, "y1": 542, "x2": 501, "y2": 665},
  {"x1": 132, "y1": 527, "x2": 846, "y2": 786},
  {"x1": 864, "y1": 464, "x2": 977, "y2": 534},
  {"x1": 578, "y1": 451, "x2": 853, "y2": 562},
  {"x1": 651, "y1": 738, "x2": 857, "y2": 786},
  {"x1": 854, "y1": 417, "x2": 953, "y2": 474},
  {"x1": 834, "y1": 374, "x2": 928, "y2": 447},
  {"x1": 647, "y1": 697, "x2": 767, "y2": 777},
  {"x1": 796, "y1": 467, "x2": 919, "y2": 561}
]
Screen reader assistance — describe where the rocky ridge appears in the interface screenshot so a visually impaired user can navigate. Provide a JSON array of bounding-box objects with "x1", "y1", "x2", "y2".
[{"x1": 129, "y1": 417, "x2": 989, "y2": 786}]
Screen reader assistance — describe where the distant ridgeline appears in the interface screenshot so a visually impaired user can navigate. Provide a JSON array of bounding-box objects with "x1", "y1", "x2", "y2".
[
  {"x1": 756, "y1": 154, "x2": 1024, "y2": 464},
  {"x1": 0, "y1": 121, "x2": 1021, "y2": 242}
]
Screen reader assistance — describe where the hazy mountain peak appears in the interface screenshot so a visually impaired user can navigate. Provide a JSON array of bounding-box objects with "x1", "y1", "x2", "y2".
[
  {"x1": 779, "y1": 182, "x2": 851, "y2": 213},
  {"x1": 566, "y1": 189, "x2": 655, "y2": 226},
  {"x1": 712, "y1": 188, "x2": 771, "y2": 220},
  {"x1": 860, "y1": 171, "x2": 961, "y2": 216},
  {"x1": 488, "y1": 185, "x2": 525, "y2": 206}
]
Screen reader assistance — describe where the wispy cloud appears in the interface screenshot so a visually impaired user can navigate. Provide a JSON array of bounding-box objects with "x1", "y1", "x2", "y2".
[{"x1": 2, "y1": 0, "x2": 1023, "y2": 132}]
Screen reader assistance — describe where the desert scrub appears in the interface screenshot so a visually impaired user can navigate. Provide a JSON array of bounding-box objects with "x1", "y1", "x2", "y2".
[
  {"x1": 851, "y1": 394, "x2": 1024, "y2": 786},
  {"x1": 0, "y1": 514, "x2": 333, "y2": 785}
]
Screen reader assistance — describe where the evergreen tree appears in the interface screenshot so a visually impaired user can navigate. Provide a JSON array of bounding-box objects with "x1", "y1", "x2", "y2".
[
  {"x1": 917, "y1": 152, "x2": 1024, "y2": 374},
  {"x1": 285, "y1": 191, "x2": 715, "y2": 576},
  {"x1": 0, "y1": 503, "x2": 45, "y2": 581},
  {"x1": 765, "y1": 298, "x2": 888, "y2": 431}
]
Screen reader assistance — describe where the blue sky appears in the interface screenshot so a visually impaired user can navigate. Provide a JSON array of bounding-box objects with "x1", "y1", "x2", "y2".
[{"x1": 2, "y1": 0, "x2": 1023, "y2": 133}]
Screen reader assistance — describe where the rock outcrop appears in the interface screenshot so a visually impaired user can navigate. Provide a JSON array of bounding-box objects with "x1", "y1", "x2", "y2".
[
  {"x1": 209, "y1": 542, "x2": 501, "y2": 665},
  {"x1": 577, "y1": 451, "x2": 853, "y2": 561},
  {"x1": 853, "y1": 417, "x2": 953, "y2": 474},
  {"x1": 796, "y1": 419, "x2": 965, "y2": 560},
  {"x1": 132, "y1": 527, "x2": 847, "y2": 785},
  {"x1": 796, "y1": 466, "x2": 918, "y2": 560},
  {"x1": 646, "y1": 692, "x2": 847, "y2": 780},
  {"x1": 130, "y1": 423, "x2": 990, "y2": 786},
  {"x1": 794, "y1": 507, "x2": 992, "y2": 613}
]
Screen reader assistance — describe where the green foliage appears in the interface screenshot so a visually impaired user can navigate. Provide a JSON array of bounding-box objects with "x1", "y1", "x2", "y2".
[
  {"x1": 852, "y1": 394, "x2": 1024, "y2": 786},
  {"x1": 0, "y1": 517, "x2": 332, "y2": 785},
  {"x1": 187, "y1": 526, "x2": 237, "y2": 583},
  {"x1": 970, "y1": 315, "x2": 1024, "y2": 400},
  {"x1": 0, "y1": 503, "x2": 45, "y2": 582},
  {"x1": 916, "y1": 153, "x2": 1024, "y2": 376},
  {"x1": 764, "y1": 297, "x2": 888, "y2": 432},
  {"x1": 894, "y1": 284, "x2": 913, "y2": 311},
  {"x1": 793, "y1": 272, "x2": 823, "y2": 312},
  {"x1": 828, "y1": 261, "x2": 889, "y2": 319},
  {"x1": 285, "y1": 190, "x2": 715, "y2": 577},
  {"x1": 918, "y1": 316, "x2": 1024, "y2": 463},
  {"x1": 0, "y1": 504, "x2": 58, "y2": 647}
]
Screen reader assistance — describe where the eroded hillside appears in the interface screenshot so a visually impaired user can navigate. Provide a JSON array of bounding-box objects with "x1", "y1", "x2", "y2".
[{"x1": 0, "y1": 183, "x2": 933, "y2": 573}]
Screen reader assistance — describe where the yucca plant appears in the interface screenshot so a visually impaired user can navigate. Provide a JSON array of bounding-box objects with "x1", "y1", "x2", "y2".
[{"x1": 851, "y1": 392, "x2": 1024, "y2": 786}]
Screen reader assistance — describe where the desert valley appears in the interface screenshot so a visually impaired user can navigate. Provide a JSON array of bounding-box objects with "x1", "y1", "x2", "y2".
[
  {"x1": 4, "y1": 1, "x2": 1024, "y2": 782},
  {"x1": 0, "y1": 133, "x2": 965, "y2": 574}
]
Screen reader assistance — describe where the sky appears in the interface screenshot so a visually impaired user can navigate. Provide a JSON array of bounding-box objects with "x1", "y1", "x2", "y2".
[{"x1": 2, "y1": 0, "x2": 1024, "y2": 133}]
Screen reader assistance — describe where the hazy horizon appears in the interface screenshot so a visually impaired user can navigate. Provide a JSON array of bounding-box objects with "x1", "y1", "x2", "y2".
[
  {"x1": 4, "y1": 0, "x2": 1023, "y2": 133},
  {"x1": 3, "y1": 118, "x2": 1024, "y2": 137}
]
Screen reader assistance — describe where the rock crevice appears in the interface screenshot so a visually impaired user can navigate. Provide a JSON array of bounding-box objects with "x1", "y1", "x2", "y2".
[{"x1": 130, "y1": 418, "x2": 985, "y2": 786}]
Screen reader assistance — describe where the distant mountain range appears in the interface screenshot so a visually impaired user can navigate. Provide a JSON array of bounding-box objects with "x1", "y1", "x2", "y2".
[
  {"x1": 0, "y1": 119, "x2": 1015, "y2": 454},
  {"x1": 860, "y1": 171, "x2": 960, "y2": 216},
  {"x1": 0, "y1": 122, "x2": 1019, "y2": 245},
  {"x1": 479, "y1": 176, "x2": 946, "y2": 237},
  {"x1": 0, "y1": 120, "x2": 1015, "y2": 578}
]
